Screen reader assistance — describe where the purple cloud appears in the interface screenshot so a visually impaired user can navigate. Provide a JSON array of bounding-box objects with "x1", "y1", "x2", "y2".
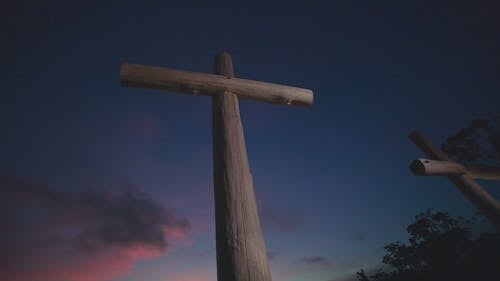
[
  {"x1": 0, "y1": 175, "x2": 191, "y2": 281},
  {"x1": 297, "y1": 256, "x2": 330, "y2": 265}
]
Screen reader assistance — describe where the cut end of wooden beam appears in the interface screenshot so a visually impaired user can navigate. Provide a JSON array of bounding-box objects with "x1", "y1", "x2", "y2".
[
  {"x1": 408, "y1": 130, "x2": 421, "y2": 141},
  {"x1": 410, "y1": 159, "x2": 427, "y2": 176},
  {"x1": 408, "y1": 130, "x2": 429, "y2": 147},
  {"x1": 214, "y1": 52, "x2": 234, "y2": 78},
  {"x1": 217, "y1": 51, "x2": 232, "y2": 57}
]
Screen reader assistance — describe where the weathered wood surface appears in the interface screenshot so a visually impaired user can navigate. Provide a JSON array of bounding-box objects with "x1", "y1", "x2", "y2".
[
  {"x1": 212, "y1": 52, "x2": 272, "y2": 281},
  {"x1": 411, "y1": 158, "x2": 500, "y2": 180},
  {"x1": 121, "y1": 63, "x2": 313, "y2": 106},
  {"x1": 467, "y1": 165, "x2": 500, "y2": 180},
  {"x1": 409, "y1": 131, "x2": 500, "y2": 228},
  {"x1": 410, "y1": 158, "x2": 467, "y2": 176}
]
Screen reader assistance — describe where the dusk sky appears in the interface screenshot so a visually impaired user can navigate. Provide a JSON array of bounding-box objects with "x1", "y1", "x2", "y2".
[{"x1": 1, "y1": 1, "x2": 499, "y2": 281}]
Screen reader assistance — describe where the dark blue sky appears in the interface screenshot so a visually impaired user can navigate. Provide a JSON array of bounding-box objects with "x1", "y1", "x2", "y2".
[{"x1": 1, "y1": 1, "x2": 499, "y2": 281}]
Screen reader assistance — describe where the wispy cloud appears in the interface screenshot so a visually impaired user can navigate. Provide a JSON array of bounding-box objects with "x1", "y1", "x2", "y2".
[
  {"x1": 163, "y1": 267, "x2": 216, "y2": 281},
  {"x1": 260, "y1": 208, "x2": 304, "y2": 233},
  {"x1": 297, "y1": 256, "x2": 331, "y2": 266},
  {"x1": 0, "y1": 175, "x2": 191, "y2": 281},
  {"x1": 347, "y1": 232, "x2": 366, "y2": 241},
  {"x1": 267, "y1": 251, "x2": 277, "y2": 261}
]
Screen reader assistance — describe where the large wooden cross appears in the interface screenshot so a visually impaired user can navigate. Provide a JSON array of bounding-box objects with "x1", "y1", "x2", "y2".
[
  {"x1": 120, "y1": 52, "x2": 313, "y2": 281},
  {"x1": 409, "y1": 131, "x2": 500, "y2": 228}
]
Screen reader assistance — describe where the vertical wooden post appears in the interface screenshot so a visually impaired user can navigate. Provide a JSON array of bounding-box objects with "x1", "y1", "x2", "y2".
[{"x1": 212, "y1": 52, "x2": 272, "y2": 281}]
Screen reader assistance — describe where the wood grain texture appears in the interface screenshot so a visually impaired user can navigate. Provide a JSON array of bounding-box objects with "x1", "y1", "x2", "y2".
[
  {"x1": 411, "y1": 158, "x2": 500, "y2": 180},
  {"x1": 121, "y1": 63, "x2": 313, "y2": 106},
  {"x1": 212, "y1": 52, "x2": 272, "y2": 281},
  {"x1": 466, "y1": 165, "x2": 500, "y2": 180},
  {"x1": 409, "y1": 131, "x2": 500, "y2": 228},
  {"x1": 410, "y1": 158, "x2": 467, "y2": 176}
]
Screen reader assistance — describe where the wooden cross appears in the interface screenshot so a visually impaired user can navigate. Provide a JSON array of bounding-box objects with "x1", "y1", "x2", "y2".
[
  {"x1": 409, "y1": 131, "x2": 500, "y2": 228},
  {"x1": 120, "y1": 52, "x2": 313, "y2": 281}
]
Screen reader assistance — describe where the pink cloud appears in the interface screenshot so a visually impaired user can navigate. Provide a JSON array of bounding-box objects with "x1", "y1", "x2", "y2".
[
  {"x1": 164, "y1": 268, "x2": 217, "y2": 281},
  {"x1": 0, "y1": 176, "x2": 192, "y2": 281},
  {"x1": 129, "y1": 114, "x2": 164, "y2": 147},
  {"x1": 0, "y1": 246, "x2": 157, "y2": 281}
]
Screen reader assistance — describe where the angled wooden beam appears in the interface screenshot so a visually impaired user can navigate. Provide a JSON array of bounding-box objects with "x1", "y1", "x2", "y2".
[
  {"x1": 409, "y1": 131, "x2": 500, "y2": 228},
  {"x1": 121, "y1": 63, "x2": 313, "y2": 106}
]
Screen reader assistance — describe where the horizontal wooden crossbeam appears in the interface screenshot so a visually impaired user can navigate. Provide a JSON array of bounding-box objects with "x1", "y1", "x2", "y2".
[
  {"x1": 120, "y1": 63, "x2": 314, "y2": 106},
  {"x1": 410, "y1": 158, "x2": 467, "y2": 176},
  {"x1": 411, "y1": 158, "x2": 500, "y2": 180}
]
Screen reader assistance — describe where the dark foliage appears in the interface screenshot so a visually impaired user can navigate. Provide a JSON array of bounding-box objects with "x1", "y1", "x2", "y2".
[
  {"x1": 356, "y1": 210, "x2": 500, "y2": 281},
  {"x1": 441, "y1": 117, "x2": 500, "y2": 166}
]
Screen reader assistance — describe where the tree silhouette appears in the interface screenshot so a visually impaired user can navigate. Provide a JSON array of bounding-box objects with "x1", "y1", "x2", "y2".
[
  {"x1": 441, "y1": 117, "x2": 500, "y2": 167},
  {"x1": 356, "y1": 210, "x2": 500, "y2": 281}
]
